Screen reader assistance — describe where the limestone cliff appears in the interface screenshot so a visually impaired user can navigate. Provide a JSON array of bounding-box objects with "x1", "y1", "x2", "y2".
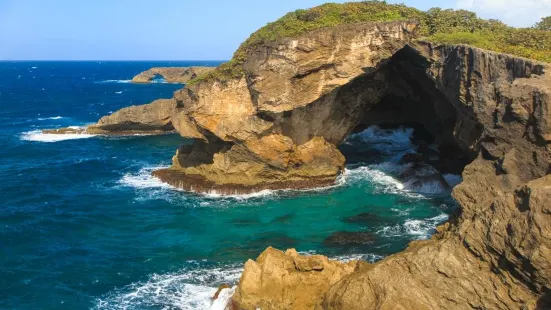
[
  {"x1": 131, "y1": 67, "x2": 214, "y2": 84},
  {"x1": 153, "y1": 21, "x2": 419, "y2": 194},
  {"x1": 228, "y1": 41, "x2": 551, "y2": 310},
  {"x1": 42, "y1": 16, "x2": 551, "y2": 310}
]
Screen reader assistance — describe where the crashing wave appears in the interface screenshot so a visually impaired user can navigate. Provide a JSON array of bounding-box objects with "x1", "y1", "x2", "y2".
[
  {"x1": 20, "y1": 128, "x2": 96, "y2": 142},
  {"x1": 377, "y1": 213, "x2": 449, "y2": 240},
  {"x1": 93, "y1": 264, "x2": 242, "y2": 310}
]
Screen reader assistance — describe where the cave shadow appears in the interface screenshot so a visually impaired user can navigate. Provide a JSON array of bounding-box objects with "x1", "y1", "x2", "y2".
[{"x1": 536, "y1": 289, "x2": 551, "y2": 310}]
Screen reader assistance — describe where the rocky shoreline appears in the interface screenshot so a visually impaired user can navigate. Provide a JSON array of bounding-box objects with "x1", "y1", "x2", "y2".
[{"x1": 41, "y1": 17, "x2": 551, "y2": 310}]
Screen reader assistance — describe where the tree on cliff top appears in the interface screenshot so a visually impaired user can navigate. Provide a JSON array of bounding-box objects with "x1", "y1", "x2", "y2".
[{"x1": 534, "y1": 16, "x2": 551, "y2": 30}]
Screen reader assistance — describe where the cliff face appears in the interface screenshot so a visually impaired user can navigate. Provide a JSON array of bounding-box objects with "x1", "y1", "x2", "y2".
[
  {"x1": 131, "y1": 67, "x2": 215, "y2": 84},
  {"x1": 153, "y1": 21, "x2": 418, "y2": 193},
  {"x1": 229, "y1": 43, "x2": 551, "y2": 309},
  {"x1": 42, "y1": 18, "x2": 551, "y2": 309}
]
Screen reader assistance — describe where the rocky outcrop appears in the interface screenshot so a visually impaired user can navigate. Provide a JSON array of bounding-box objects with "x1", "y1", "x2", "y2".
[
  {"x1": 41, "y1": 17, "x2": 551, "y2": 309},
  {"x1": 231, "y1": 247, "x2": 359, "y2": 310},
  {"x1": 42, "y1": 98, "x2": 178, "y2": 135},
  {"x1": 154, "y1": 21, "x2": 419, "y2": 194},
  {"x1": 131, "y1": 67, "x2": 214, "y2": 84},
  {"x1": 229, "y1": 42, "x2": 551, "y2": 309}
]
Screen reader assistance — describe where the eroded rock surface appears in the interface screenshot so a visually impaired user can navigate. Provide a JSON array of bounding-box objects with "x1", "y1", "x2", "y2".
[
  {"x1": 231, "y1": 43, "x2": 551, "y2": 309},
  {"x1": 231, "y1": 247, "x2": 358, "y2": 310},
  {"x1": 131, "y1": 67, "x2": 214, "y2": 84},
  {"x1": 155, "y1": 21, "x2": 419, "y2": 193}
]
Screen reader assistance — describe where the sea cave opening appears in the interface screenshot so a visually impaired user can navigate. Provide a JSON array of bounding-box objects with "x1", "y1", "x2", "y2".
[{"x1": 336, "y1": 45, "x2": 482, "y2": 196}]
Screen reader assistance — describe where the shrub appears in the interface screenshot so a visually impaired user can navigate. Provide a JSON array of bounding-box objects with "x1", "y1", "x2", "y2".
[{"x1": 189, "y1": 1, "x2": 551, "y2": 85}]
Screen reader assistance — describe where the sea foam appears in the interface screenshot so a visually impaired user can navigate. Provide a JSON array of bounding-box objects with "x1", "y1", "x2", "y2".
[
  {"x1": 119, "y1": 165, "x2": 172, "y2": 189},
  {"x1": 96, "y1": 79, "x2": 132, "y2": 84},
  {"x1": 37, "y1": 116, "x2": 64, "y2": 121},
  {"x1": 377, "y1": 213, "x2": 449, "y2": 240},
  {"x1": 20, "y1": 128, "x2": 96, "y2": 143},
  {"x1": 93, "y1": 264, "x2": 243, "y2": 310}
]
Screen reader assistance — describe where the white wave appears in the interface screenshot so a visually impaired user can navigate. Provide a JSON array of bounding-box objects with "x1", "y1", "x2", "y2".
[
  {"x1": 339, "y1": 165, "x2": 427, "y2": 199},
  {"x1": 96, "y1": 79, "x2": 132, "y2": 84},
  {"x1": 37, "y1": 116, "x2": 64, "y2": 121},
  {"x1": 119, "y1": 166, "x2": 172, "y2": 189},
  {"x1": 94, "y1": 265, "x2": 242, "y2": 310},
  {"x1": 211, "y1": 286, "x2": 236, "y2": 310},
  {"x1": 331, "y1": 253, "x2": 385, "y2": 263},
  {"x1": 203, "y1": 189, "x2": 276, "y2": 201},
  {"x1": 377, "y1": 213, "x2": 449, "y2": 240},
  {"x1": 347, "y1": 126, "x2": 414, "y2": 155},
  {"x1": 115, "y1": 91, "x2": 123, "y2": 94},
  {"x1": 443, "y1": 174, "x2": 463, "y2": 188},
  {"x1": 298, "y1": 250, "x2": 385, "y2": 263},
  {"x1": 402, "y1": 178, "x2": 449, "y2": 195},
  {"x1": 20, "y1": 129, "x2": 96, "y2": 143},
  {"x1": 31, "y1": 66, "x2": 38, "y2": 69}
]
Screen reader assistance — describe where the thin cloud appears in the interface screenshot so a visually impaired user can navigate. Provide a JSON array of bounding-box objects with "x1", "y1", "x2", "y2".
[{"x1": 456, "y1": 0, "x2": 551, "y2": 27}]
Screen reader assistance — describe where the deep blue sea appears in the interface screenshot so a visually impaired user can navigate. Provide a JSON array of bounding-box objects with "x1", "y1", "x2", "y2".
[{"x1": 0, "y1": 61, "x2": 459, "y2": 309}]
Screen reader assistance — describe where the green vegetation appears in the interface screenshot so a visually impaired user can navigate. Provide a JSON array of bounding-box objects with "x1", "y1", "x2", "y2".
[
  {"x1": 189, "y1": 1, "x2": 551, "y2": 86},
  {"x1": 534, "y1": 16, "x2": 551, "y2": 31}
]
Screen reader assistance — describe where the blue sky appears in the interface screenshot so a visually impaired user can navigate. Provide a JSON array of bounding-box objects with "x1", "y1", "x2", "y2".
[{"x1": 0, "y1": 0, "x2": 549, "y2": 60}]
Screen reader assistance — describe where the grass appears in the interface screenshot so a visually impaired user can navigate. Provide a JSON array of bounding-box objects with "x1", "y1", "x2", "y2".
[{"x1": 188, "y1": 1, "x2": 551, "y2": 86}]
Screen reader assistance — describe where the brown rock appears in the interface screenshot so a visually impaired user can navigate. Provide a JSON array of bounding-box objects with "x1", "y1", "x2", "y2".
[
  {"x1": 42, "y1": 98, "x2": 178, "y2": 136},
  {"x1": 231, "y1": 247, "x2": 358, "y2": 310},
  {"x1": 131, "y1": 67, "x2": 214, "y2": 84}
]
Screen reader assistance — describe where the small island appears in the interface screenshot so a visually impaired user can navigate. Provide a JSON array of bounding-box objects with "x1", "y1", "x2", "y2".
[{"x1": 131, "y1": 66, "x2": 215, "y2": 84}]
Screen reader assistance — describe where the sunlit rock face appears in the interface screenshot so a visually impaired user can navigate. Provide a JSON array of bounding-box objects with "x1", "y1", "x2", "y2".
[
  {"x1": 158, "y1": 21, "x2": 421, "y2": 194},
  {"x1": 65, "y1": 18, "x2": 551, "y2": 310}
]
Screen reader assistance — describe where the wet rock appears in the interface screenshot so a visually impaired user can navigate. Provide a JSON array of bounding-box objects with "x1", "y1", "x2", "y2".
[
  {"x1": 323, "y1": 231, "x2": 376, "y2": 246},
  {"x1": 398, "y1": 152, "x2": 424, "y2": 164},
  {"x1": 342, "y1": 213, "x2": 379, "y2": 224},
  {"x1": 212, "y1": 284, "x2": 231, "y2": 300},
  {"x1": 399, "y1": 163, "x2": 450, "y2": 194}
]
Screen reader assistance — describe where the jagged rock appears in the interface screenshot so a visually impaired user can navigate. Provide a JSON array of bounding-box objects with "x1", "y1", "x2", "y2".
[
  {"x1": 131, "y1": 67, "x2": 214, "y2": 84},
  {"x1": 224, "y1": 23, "x2": 551, "y2": 310},
  {"x1": 231, "y1": 247, "x2": 358, "y2": 310},
  {"x1": 399, "y1": 163, "x2": 450, "y2": 194},
  {"x1": 157, "y1": 21, "x2": 418, "y2": 194},
  {"x1": 43, "y1": 16, "x2": 551, "y2": 309}
]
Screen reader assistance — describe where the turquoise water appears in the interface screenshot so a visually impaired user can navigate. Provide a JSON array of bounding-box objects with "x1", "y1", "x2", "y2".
[{"x1": 0, "y1": 61, "x2": 457, "y2": 309}]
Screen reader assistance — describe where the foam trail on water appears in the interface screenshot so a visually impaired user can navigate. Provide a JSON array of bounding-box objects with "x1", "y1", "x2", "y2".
[
  {"x1": 37, "y1": 116, "x2": 64, "y2": 121},
  {"x1": 377, "y1": 213, "x2": 449, "y2": 240},
  {"x1": 119, "y1": 166, "x2": 172, "y2": 189},
  {"x1": 93, "y1": 264, "x2": 243, "y2": 310},
  {"x1": 96, "y1": 79, "x2": 132, "y2": 84},
  {"x1": 20, "y1": 128, "x2": 96, "y2": 143}
]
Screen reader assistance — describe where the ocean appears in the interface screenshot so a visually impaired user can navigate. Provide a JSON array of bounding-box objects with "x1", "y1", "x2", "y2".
[{"x1": 0, "y1": 61, "x2": 458, "y2": 309}]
